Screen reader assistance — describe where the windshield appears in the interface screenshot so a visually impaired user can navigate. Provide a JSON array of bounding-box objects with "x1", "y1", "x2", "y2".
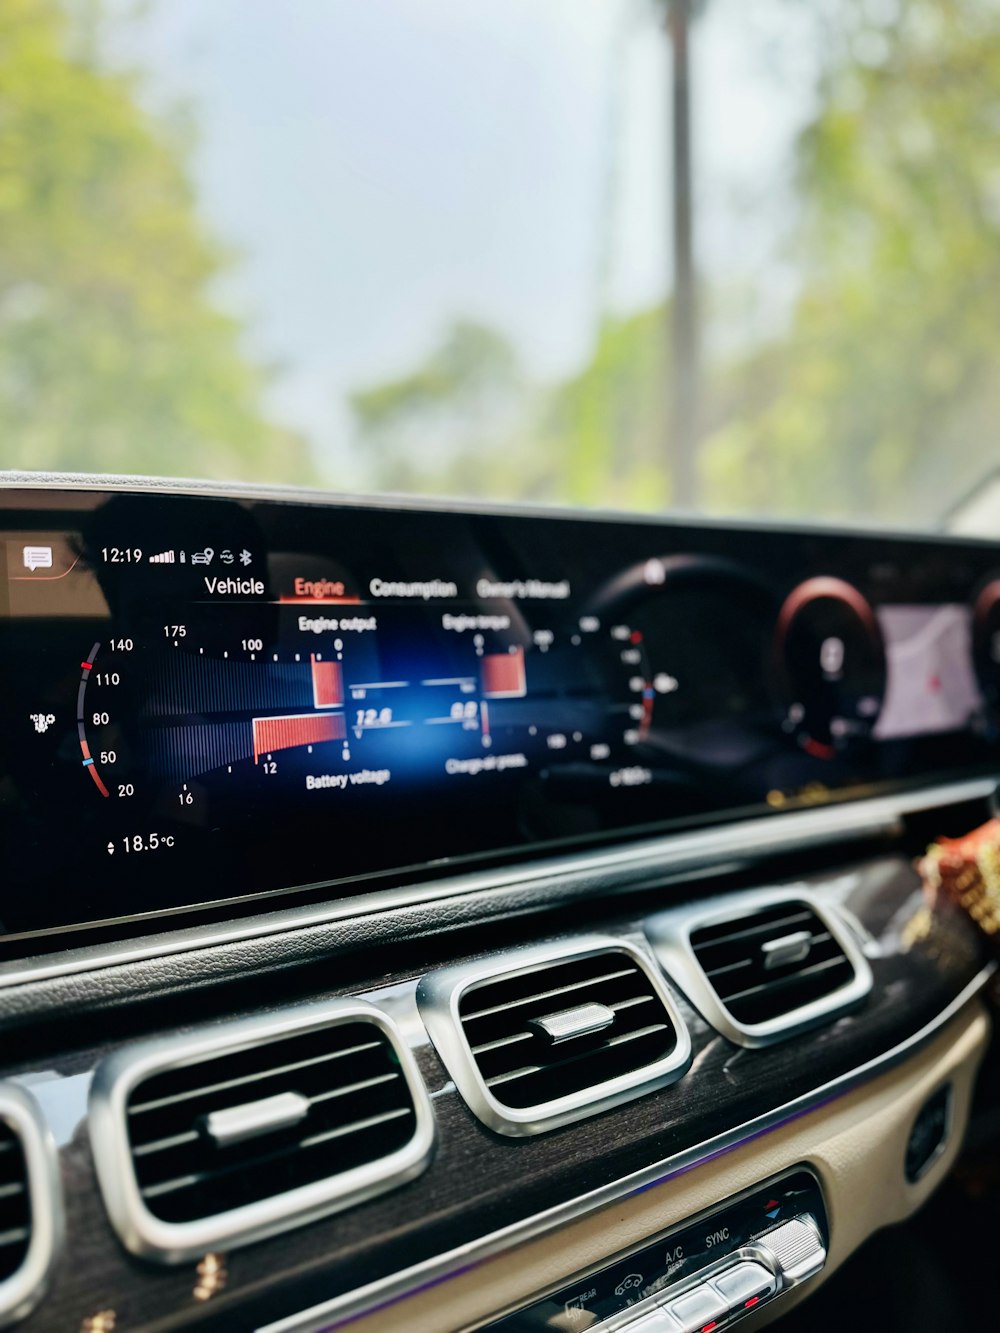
[{"x1": 3, "y1": 0, "x2": 998, "y2": 530}]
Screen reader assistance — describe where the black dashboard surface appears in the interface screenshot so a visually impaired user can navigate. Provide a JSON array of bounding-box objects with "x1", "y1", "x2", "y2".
[
  {"x1": 2, "y1": 852, "x2": 987, "y2": 1333},
  {"x1": 2, "y1": 484, "x2": 1000, "y2": 945}
]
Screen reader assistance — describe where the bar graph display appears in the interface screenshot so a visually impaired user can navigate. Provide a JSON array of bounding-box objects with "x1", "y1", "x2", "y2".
[
  {"x1": 311, "y1": 657, "x2": 344, "y2": 709},
  {"x1": 253, "y1": 711, "x2": 347, "y2": 763},
  {"x1": 119, "y1": 606, "x2": 613, "y2": 793},
  {"x1": 481, "y1": 648, "x2": 527, "y2": 699}
]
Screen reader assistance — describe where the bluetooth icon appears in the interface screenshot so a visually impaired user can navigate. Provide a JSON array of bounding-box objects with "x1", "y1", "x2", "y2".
[{"x1": 239, "y1": 549, "x2": 252, "y2": 567}]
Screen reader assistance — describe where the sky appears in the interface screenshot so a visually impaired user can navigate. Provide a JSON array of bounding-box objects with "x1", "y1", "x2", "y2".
[{"x1": 105, "y1": 0, "x2": 816, "y2": 480}]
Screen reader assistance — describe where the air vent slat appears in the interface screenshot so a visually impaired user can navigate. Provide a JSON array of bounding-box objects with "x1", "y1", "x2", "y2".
[
  {"x1": 723, "y1": 955, "x2": 853, "y2": 1007},
  {"x1": 102, "y1": 1010, "x2": 432, "y2": 1241},
  {"x1": 461, "y1": 966, "x2": 637, "y2": 1023},
  {"x1": 132, "y1": 1129, "x2": 201, "y2": 1159},
  {"x1": 471, "y1": 1031, "x2": 535, "y2": 1057},
  {"x1": 693, "y1": 909, "x2": 814, "y2": 955},
  {"x1": 689, "y1": 900, "x2": 864, "y2": 1030},
  {"x1": 707, "y1": 933, "x2": 840, "y2": 996},
  {"x1": 128, "y1": 1039, "x2": 383, "y2": 1116},
  {"x1": 485, "y1": 1021, "x2": 672, "y2": 1089},
  {"x1": 310, "y1": 1070, "x2": 400, "y2": 1106},
  {"x1": 455, "y1": 948, "x2": 680, "y2": 1115},
  {"x1": 611, "y1": 994, "x2": 656, "y2": 1013},
  {"x1": 140, "y1": 1105, "x2": 412, "y2": 1204}
]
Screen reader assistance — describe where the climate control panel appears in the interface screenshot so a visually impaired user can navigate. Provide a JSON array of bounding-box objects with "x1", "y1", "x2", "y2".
[{"x1": 485, "y1": 1170, "x2": 827, "y2": 1332}]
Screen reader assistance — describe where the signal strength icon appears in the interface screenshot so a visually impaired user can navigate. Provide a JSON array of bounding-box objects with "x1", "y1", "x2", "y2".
[{"x1": 149, "y1": 550, "x2": 176, "y2": 564}]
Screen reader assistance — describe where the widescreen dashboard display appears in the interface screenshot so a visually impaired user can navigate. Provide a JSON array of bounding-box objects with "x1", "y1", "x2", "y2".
[{"x1": 2, "y1": 485, "x2": 1000, "y2": 944}]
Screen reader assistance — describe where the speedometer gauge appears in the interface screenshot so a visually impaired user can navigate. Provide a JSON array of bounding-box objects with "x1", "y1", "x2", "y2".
[{"x1": 775, "y1": 577, "x2": 886, "y2": 758}]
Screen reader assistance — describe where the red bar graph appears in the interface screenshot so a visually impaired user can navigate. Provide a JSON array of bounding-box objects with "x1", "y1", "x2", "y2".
[
  {"x1": 253, "y1": 712, "x2": 347, "y2": 763},
  {"x1": 311, "y1": 656, "x2": 344, "y2": 709},
  {"x1": 481, "y1": 647, "x2": 526, "y2": 699}
]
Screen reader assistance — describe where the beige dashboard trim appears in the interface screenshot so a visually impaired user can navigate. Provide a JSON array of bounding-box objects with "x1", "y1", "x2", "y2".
[
  {"x1": 259, "y1": 963, "x2": 994, "y2": 1333},
  {"x1": 456, "y1": 999, "x2": 989, "y2": 1333}
]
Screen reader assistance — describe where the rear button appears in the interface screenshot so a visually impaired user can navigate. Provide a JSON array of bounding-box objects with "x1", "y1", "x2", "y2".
[
  {"x1": 711, "y1": 1261, "x2": 776, "y2": 1312},
  {"x1": 663, "y1": 1283, "x2": 728, "y2": 1332}
]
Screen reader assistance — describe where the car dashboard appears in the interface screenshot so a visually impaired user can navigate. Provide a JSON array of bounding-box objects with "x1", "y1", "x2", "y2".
[{"x1": 0, "y1": 477, "x2": 995, "y2": 1333}]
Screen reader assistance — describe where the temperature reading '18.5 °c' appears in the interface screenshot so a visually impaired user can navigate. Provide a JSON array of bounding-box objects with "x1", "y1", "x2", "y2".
[{"x1": 107, "y1": 834, "x2": 176, "y2": 855}]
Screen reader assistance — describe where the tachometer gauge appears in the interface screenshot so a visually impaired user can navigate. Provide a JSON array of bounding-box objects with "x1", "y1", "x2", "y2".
[
  {"x1": 589, "y1": 556, "x2": 779, "y2": 768},
  {"x1": 775, "y1": 577, "x2": 886, "y2": 758}
]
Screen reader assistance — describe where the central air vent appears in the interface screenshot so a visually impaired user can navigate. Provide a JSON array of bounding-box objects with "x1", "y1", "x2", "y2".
[
  {"x1": 647, "y1": 892, "x2": 873, "y2": 1048},
  {"x1": 418, "y1": 937, "x2": 691, "y2": 1136},
  {"x1": 89, "y1": 1000, "x2": 435, "y2": 1262},
  {"x1": 0, "y1": 1085, "x2": 61, "y2": 1327},
  {"x1": 0, "y1": 1124, "x2": 30, "y2": 1290}
]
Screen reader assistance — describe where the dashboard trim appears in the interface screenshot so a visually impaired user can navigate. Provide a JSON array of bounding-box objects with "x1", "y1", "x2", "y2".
[
  {"x1": 0, "y1": 776, "x2": 993, "y2": 992},
  {"x1": 6, "y1": 470, "x2": 1000, "y2": 546},
  {"x1": 256, "y1": 962, "x2": 996, "y2": 1333},
  {"x1": 417, "y1": 935, "x2": 693, "y2": 1136}
]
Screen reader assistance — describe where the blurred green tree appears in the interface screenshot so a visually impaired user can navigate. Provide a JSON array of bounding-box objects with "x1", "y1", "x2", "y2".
[
  {"x1": 543, "y1": 306, "x2": 670, "y2": 509},
  {"x1": 701, "y1": 0, "x2": 1000, "y2": 524},
  {"x1": 350, "y1": 310, "x2": 672, "y2": 510},
  {"x1": 350, "y1": 320, "x2": 543, "y2": 498},
  {"x1": 352, "y1": 0, "x2": 1000, "y2": 524},
  {"x1": 0, "y1": 0, "x2": 312, "y2": 481}
]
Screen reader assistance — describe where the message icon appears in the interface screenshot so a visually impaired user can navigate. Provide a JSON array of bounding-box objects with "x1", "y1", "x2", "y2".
[{"x1": 22, "y1": 545, "x2": 53, "y2": 572}]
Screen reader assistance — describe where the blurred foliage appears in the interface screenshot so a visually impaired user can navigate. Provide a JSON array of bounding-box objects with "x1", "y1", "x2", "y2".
[
  {"x1": 542, "y1": 306, "x2": 670, "y2": 509},
  {"x1": 0, "y1": 0, "x2": 313, "y2": 481},
  {"x1": 701, "y1": 0, "x2": 1000, "y2": 524},
  {"x1": 4, "y1": 0, "x2": 999, "y2": 516},
  {"x1": 350, "y1": 322, "x2": 537, "y2": 497},
  {"x1": 352, "y1": 309, "x2": 671, "y2": 510},
  {"x1": 352, "y1": 0, "x2": 1000, "y2": 524}
]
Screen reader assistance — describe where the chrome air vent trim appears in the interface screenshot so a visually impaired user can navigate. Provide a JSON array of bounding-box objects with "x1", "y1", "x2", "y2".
[
  {"x1": 645, "y1": 889, "x2": 874, "y2": 1048},
  {"x1": 0, "y1": 1084, "x2": 62, "y2": 1329},
  {"x1": 418, "y1": 935, "x2": 692, "y2": 1136},
  {"x1": 88, "y1": 998, "x2": 435, "y2": 1264}
]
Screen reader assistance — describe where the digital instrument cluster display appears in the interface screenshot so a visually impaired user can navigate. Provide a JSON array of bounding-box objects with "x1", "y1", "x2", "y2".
[{"x1": 2, "y1": 487, "x2": 999, "y2": 945}]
